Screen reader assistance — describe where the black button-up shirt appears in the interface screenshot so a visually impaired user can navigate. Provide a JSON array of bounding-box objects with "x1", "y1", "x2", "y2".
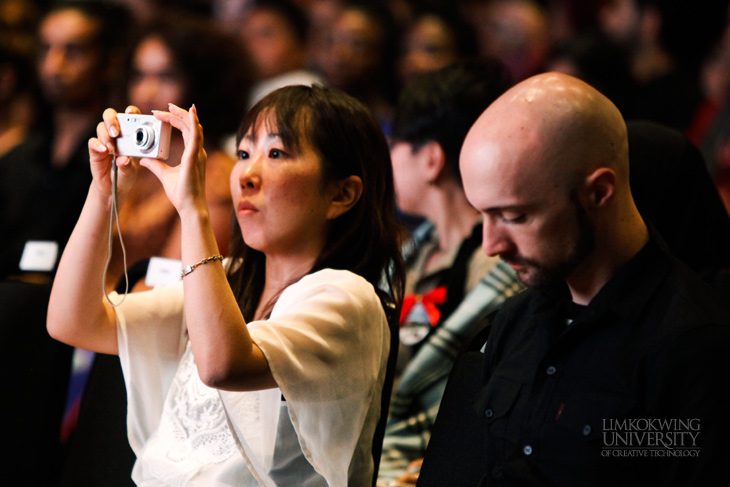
[{"x1": 475, "y1": 233, "x2": 730, "y2": 486}]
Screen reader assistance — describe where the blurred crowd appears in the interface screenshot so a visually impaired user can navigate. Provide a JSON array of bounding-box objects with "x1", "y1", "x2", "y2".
[{"x1": 2, "y1": 0, "x2": 730, "y2": 284}]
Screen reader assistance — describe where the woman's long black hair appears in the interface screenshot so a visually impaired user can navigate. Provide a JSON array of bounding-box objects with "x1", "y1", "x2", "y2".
[{"x1": 227, "y1": 84, "x2": 406, "y2": 321}]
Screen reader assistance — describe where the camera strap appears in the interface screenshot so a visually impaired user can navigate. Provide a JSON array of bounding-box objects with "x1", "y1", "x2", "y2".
[{"x1": 102, "y1": 154, "x2": 129, "y2": 307}]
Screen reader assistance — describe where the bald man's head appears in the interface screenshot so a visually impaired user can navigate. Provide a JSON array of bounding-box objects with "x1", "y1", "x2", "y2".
[
  {"x1": 462, "y1": 72, "x2": 628, "y2": 194},
  {"x1": 460, "y1": 72, "x2": 643, "y2": 298}
]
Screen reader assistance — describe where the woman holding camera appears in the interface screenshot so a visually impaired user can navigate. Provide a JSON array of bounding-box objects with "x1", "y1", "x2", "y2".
[{"x1": 47, "y1": 85, "x2": 405, "y2": 486}]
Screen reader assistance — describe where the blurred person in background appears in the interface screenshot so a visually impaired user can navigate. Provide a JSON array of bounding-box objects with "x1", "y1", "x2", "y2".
[
  {"x1": 597, "y1": 0, "x2": 729, "y2": 131},
  {"x1": 545, "y1": 0, "x2": 605, "y2": 44},
  {"x1": 0, "y1": 3, "x2": 132, "y2": 485},
  {"x1": 378, "y1": 59, "x2": 523, "y2": 486},
  {"x1": 311, "y1": 0, "x2": 399, "y2": 135},
  {"x1": 107, "y1": 9, "x2": 253, "y2": 291},
  {"x1": 0, "y1": 1, "x2": 132, "y2": 281},
  {"x1": 694, "y1": 4, "x2": 730, "y2": 216},
  {"x1": 0, "y1": 0, "x2": 42, "y2": 61},
  {"x1": 397, "y1": 5, "x2": 479, "y2": 90},
  {"x1": 473, "y1": 0, "x2": 552, "y2": 83},
  {"x1": 241, "y1": 0, "x2": 324, "y2": 108},
  {"x1": 0, "y1": 43, "x2": 40, "y2": 159}
]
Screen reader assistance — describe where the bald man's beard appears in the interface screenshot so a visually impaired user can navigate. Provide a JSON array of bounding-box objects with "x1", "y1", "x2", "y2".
[{"x1": 504, "y1": 194, "x2": 596, "y2": 290}]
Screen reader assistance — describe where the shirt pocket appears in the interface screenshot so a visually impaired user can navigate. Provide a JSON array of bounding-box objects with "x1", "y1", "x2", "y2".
[
  {"x1": 474, "y1": 375, "x2": 522, "y2": 424},
  {"x1": 474, "y1": 375, "x2": 523, "y2": 460}
]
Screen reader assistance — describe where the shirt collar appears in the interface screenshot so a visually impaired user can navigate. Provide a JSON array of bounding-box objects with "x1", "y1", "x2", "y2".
[{"x1": 531, "y1": 225, "x2": 672, "y2": 325}]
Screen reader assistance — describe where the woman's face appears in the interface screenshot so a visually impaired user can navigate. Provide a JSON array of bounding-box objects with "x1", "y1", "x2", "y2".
[
  {"x1": 230, "y1": 113, "x2": 336, "y2": 259},
  {"x1": 128, "y1": 35, "x2": 185, "y2": 114}
]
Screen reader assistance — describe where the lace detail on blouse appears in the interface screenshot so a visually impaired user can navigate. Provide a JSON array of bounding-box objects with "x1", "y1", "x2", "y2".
[{"x1": 152, "y1": 343, "x2": 238, "y2": 469}]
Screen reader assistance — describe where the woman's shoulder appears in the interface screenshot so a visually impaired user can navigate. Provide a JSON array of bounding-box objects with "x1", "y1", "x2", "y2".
[
  {"x1": 297, "y1": 268, "x2": 377, "y2": 294},
  {"x1": 281, "y1": 269, "x2": 382, "y2": 310}
]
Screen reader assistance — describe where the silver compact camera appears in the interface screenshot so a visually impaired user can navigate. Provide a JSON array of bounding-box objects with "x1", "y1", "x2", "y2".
[{"x1": 115, "y1": 114, "x2": 172, "y2": 160}]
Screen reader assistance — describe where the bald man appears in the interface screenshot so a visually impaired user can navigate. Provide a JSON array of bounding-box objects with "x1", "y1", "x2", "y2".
[{"x1": 452, "y1": 73, "x2": 730, "y2": 486}]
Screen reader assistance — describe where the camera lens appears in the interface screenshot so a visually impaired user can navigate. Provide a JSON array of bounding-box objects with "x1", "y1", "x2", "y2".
[{"x1": 134, "y1": 125, "x2": 156, "y2": 151}]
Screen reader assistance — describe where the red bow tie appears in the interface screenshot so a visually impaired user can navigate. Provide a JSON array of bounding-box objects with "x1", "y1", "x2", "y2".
[{"x1": 400, "y1": 286, "x2": 447, "y2": 326}]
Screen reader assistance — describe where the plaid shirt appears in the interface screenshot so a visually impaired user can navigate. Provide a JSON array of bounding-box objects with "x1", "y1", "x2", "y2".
[{"x1": 378, "y1": 257, "x2": 524, "y2": 481}]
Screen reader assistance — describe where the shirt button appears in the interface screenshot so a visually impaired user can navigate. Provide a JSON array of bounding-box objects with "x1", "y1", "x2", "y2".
[
  {"x1": 523, "y1": 445, "x2": 533, "y2": 456},
  {"x1": 583, "y1": 424, "x2": 592, "y2": 436},
  {"x1": 485, "y1": 409, "x2": 494, "y2": 418},
  {"x1": 546, "y1": 365, "x2": 557, "y2": 375}
]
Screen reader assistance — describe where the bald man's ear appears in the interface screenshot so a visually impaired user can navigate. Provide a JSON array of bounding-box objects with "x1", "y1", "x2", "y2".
[
  {"x1": 326, "y1": 175, "x2": 363, "y2": 220},
  {"x1": 585, "y1": 168, "x2": 616, "y2": 208}
]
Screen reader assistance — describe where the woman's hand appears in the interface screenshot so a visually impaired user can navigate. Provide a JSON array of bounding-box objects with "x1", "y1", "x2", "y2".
[
  {"x1": 141, "y1": 103, "x2": 209, "y2": 217},
  {"x1": 88, "y1": 106, "x2": 140, "y2": 201}
]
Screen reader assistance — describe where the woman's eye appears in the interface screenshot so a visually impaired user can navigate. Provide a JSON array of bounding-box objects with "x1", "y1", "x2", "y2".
[
  {"x1": 269, "y1": 148, "x2": 285, "y2": 159},
  {"x1": 237, "y1": 150, "x2": 249, "y2": 160}
]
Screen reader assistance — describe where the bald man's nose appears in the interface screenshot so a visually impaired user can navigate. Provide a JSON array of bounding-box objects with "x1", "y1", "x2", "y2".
[{"x1": 481, "y1": 218, "x2": 512, "y2": 257}]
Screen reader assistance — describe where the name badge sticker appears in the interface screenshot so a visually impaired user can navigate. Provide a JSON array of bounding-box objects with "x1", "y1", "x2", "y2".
[
  {"x1": 19, "y1": 241, "x2": 59, "y2": 272},
  {"x1": 145, "y1": 257, "x2": 183, "y2": 287}
]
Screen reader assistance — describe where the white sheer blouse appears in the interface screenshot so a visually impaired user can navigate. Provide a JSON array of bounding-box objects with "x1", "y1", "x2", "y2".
[{"x1": 113, "y1": 269, "x2": 389, "y2": 487}]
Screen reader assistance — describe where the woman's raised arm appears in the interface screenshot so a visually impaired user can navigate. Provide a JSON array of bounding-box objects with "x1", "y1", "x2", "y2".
[
  {"x1": 142, "y1": 104, "x2": 276, "y2": 391},
  {"x1": 47, "y1": 108, "x2": 140, "y2": 355}
]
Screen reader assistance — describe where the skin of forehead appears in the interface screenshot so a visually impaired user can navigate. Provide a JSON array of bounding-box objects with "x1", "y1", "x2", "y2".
[
  {"x1": 243, "y1": 107, "x2": 313, "y2": 155},
  {"x1": 42, "y1": 9, "x2": 100, "y2": 44},
  {"x1": 462, "y1": 72, "x2": 627, "y2": 192}
]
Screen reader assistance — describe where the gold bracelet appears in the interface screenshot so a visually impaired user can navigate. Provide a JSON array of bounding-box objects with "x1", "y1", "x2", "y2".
[{"x1": 181, "y1": 254, "x2": 224, "y2": 279}]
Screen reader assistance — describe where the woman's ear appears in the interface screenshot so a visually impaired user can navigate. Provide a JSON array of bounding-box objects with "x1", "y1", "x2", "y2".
[{"x1": 327, "y1": 175, "x2": 363, "y2": 219}]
